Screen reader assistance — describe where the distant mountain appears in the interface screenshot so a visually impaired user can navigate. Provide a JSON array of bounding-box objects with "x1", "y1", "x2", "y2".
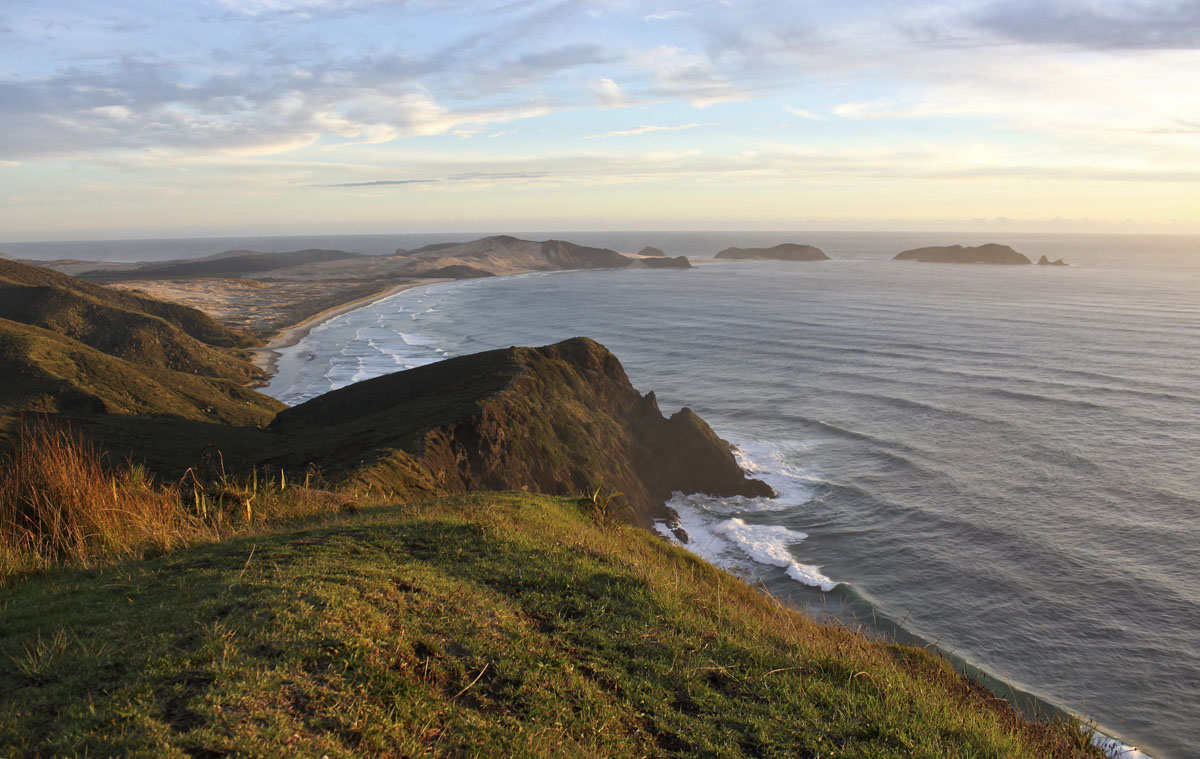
[
  {"x1": 80, "y1": 249, "x2": 366, "y2": 280},
  {"x1": 638, "y1": 246, "x2": 667, "y2": 257},
  {"x1": 894, "y1": 244, "x2": 1031, "y2": 265},
  {"x1": 268, "y1": 235, "x2": 689, "y2": 279},
  {"x1": 714, "y1": 243, "x2": 830, "y2": 261},
  {"x1": 1038, "y1": 255, "x2": 1069, "y2": 266}
]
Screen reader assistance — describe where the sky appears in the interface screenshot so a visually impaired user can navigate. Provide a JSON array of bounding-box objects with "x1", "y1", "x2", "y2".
[{"x1": 2, "y1": 0, "x2": 1199, "y2": 240}]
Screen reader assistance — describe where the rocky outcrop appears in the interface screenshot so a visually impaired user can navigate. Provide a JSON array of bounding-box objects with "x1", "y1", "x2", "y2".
[
  {"x1": 715, "y1": 244, "x2": 830, "y2": 261},
  {"x1": 269, "y1": 337, "x2": 772, "y2": 525},
  {"x1": 638, "y1": 246, "x2": 667, "y2": 257},
  {"x1": 1037, "y1": 255, "x2": 1068, "y2": 266},
  {"x1": 894, "y1": 244, "x2": 1031, "y2": 265}
]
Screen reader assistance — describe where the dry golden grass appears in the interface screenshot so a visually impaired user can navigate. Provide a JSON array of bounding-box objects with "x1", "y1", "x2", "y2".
[{"x1": 0, "y1": 421, "x2": 355, "y2": 578}]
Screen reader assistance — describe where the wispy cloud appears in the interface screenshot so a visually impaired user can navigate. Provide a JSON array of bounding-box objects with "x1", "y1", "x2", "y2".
[
  {"x1": 785, "y1": 106, "x2": 820, "y2": 119},
  {"x1": 585, "y1": 123, "x2": 701, "y2": 139},
  {"x1": 645, "y1": 10, "x2": 687, "y2": 21},
  {"x1": 319, "y1": 171, "x2": 552, "y2": 187}
]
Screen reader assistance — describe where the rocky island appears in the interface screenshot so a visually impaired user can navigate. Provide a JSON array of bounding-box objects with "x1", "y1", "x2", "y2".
[
  {"x1": 1038, "y1": 255, "x2": 1069, "y2": 266},
  {"x1": 893, "y1": 243, "x2": 1031, "y2": 265},
  {"x1": 714, "y1": 243, "x2": 830, "y2": 261}
]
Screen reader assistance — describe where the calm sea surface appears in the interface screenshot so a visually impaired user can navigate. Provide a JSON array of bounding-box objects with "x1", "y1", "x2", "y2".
[{"x1": 16, "y1": 231, "x2": 1200, "y2": 757}]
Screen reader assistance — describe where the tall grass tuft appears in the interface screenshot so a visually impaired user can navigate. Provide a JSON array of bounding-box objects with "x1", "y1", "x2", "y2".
[
  {"x1": 0, "y1": 422, "x2": 185, "y2": 572},
  {"x1": 0, "y1": 421, "x2": 353, "y2": 578}
]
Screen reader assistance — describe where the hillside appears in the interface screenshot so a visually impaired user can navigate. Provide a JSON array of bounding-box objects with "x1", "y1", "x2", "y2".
[
  {"x1": 0, "y1": 318, "x2": 280, "y2": 427},
  {"x1": 269, "y1": 337, "x2": 770, "y2": 525},
  {"x1": 894, "y1": 244, "x2": 1032, "y2": 264},
  {"x1": 0, "y1": 492, "x2": 1100, "y2": 759},
  {"x1": 79, "y1": 248, "x2": 366, "y2": 280},
  {"x1": 254, "y1": 236, "x2": 690, "y2": 280},
  {"x1": 0, "y1": 259, "x2": 281, "y2": 445},
  {"x1": 0, "y1": 259, "x2": 260, "y2": 383}
]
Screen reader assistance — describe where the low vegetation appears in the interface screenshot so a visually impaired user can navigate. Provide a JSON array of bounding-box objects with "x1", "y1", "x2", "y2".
[{"x1": 0, "y1": 422, "x2": 354, "y2": 576}]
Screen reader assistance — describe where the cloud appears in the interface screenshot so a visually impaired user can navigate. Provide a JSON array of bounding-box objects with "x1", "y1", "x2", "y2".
[
  {"x1": 320, "y1": 171, "x2": 552, "y2": 187},
  {"x1": 645, "y1": 10, "x2": 687, "y2": 21},
  {"x1": 785, "y1": 106, "x2": 819, "y2": 119},
  {"x1": 588, "y1": 77, "x2": 636, "y2": 107},
  {"x1": 585, "y1": 123, "x2": 700, "y2": 139},
  {"x1": 631, "y1": 45, "x2": 752, "y2": 107},
  {"x1": 970, "y1": 0, "x2": 1200, "y2": 50}
]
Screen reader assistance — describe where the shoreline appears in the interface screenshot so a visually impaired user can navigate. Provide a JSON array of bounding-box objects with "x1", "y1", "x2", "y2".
[
  {"x1": 250, "y1": 280, "x2": 446, "y2": 383},
  {"x1": 242, "y1": 265, "x2": 1159, "y2": 759}
]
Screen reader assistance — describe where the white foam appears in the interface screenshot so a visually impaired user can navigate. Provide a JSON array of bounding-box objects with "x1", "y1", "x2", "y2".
[{"x1": 657, "y1": 435, "x2": 839, "y2": 591}]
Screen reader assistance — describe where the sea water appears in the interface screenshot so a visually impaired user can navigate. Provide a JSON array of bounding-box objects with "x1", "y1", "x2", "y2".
[{"x1": 15, "y1": 231, "x2": 1198, "y2": 756}]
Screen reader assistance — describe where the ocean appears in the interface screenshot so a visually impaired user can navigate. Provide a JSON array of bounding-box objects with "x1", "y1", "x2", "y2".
[{"x1": 13, "y1": 231, "x2": 1200, "y2": 757}]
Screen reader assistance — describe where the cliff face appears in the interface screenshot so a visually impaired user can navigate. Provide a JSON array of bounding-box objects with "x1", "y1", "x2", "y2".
[
  {"x1": 270, "y1": 337, "x2": 771, "y2": 525},
  {"x1": 715, "y1": 244, "x2": 830, "y2": 261},
  {"x1": 894, "y1": 244, "x2": 1031, "y2": 265}
]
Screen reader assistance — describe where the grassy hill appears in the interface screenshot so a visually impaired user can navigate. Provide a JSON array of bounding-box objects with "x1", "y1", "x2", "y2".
[
  {"x1": 0, "y1": 492, "x2": 1098, "y2": 759},
  {"x1": 0, "y1": 318, "x2": 278, "y2": 426},
  {"x1": 0, "y1": 259, "x2": 260, "y2": 382},
  {"x1": 0, "y1": 259, "x2": 281, "y2": 449}
]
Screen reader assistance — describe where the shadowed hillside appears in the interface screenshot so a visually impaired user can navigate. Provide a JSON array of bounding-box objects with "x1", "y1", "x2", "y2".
[{"x1": 269, "y1": 337, "x2": 771, "y2": 525}]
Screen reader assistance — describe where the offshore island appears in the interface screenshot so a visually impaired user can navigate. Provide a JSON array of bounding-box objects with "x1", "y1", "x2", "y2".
[{"x1": 0, "y1": 241, "x2": 1101, "y2": 758}]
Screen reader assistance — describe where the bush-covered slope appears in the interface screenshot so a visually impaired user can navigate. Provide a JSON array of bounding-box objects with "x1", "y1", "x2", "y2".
[
  {"x1": 269, "y1": 338, "x2": 771, "y2": 524},
  {"x1": 0, "y1": 492, "x2": 1099, "y2": 759},
  {"x1": 0, "y1": 259, "x2": 261, "y2": 382},
  {"x1": 0, "y1": 318, "x2": 281, "y2": 426}
]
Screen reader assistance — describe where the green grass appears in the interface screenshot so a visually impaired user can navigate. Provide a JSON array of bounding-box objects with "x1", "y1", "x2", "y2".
[
  {"x1": 0, "y1": 318, "x2": 281, "y2": 429},
  {"x1": 0, "y1": 492, "x2": 1100, "y2": 759}
]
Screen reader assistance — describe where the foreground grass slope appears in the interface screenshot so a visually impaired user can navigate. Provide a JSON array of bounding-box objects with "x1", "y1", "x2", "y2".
[{"x1": 0, "y1": 493, "x2": 1097, "y2": 759}]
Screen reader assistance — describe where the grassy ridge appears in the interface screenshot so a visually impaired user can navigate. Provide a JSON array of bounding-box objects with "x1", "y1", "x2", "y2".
[{"x1": 0, "y1": 491, "x2": 1099, "y2": 759}]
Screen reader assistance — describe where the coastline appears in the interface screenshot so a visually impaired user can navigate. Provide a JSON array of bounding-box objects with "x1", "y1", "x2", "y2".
[
  {"x1": 250, "y1": 280, "x2": 446, "y2": 383},
  {"x1": 252, "y1": 264, "x2": 1162, "y2": 759}
]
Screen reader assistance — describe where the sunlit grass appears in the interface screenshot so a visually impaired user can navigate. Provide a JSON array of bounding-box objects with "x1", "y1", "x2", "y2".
[{"x1": 0, "y1": 421, "x2": 357, "y2": 577}]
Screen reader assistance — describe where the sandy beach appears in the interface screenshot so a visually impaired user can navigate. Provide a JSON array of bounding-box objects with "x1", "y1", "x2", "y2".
[{"x1": 250, "y1": 280, "x2": 445, "y2": 383}]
